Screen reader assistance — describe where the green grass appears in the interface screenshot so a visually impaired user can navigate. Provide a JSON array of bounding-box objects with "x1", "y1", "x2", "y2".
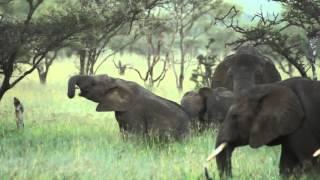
[{"x1": 0, "y1": 55, "x2": 306, "y2": 179}]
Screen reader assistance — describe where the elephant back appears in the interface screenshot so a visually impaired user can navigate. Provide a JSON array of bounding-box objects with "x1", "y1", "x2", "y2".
[
  {"x1": 211, "y1": 55, "x2": 234, "y2": 90},
  {"x1": 211, "y1": 47, "x2": 281, "y2": 90}
]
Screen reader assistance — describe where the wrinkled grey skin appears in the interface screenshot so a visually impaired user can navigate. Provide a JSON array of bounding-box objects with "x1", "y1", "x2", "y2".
[
  {"x1": 180, "y1": 90, "x2": 205, "y2": 129},
  {"x1": 214, "y1": 77, "x2": 320, "y2": 178},
  {"x1": 211, "y1": 46, "x2": 281, "y2": 95},
  {"x1": 67, "y1": 74, "x2": 191, "y2": 140},
  {"x1": 180, "y1": 87, "x2": 234, "y2": 130}
]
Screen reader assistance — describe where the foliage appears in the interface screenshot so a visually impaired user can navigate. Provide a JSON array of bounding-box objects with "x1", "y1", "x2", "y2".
[
  {"x1": 0, "y1": 0, "x2": 94, "y2": 101},
  {"x1": 0, "y1": 0, "x2": 164, "y2": 102},
  {"x1": 219, "y1": 0, "x2": 320, "y2": 79},
  {"x1": 190, "y1": 54, "x2": 217, "y2": 89}
]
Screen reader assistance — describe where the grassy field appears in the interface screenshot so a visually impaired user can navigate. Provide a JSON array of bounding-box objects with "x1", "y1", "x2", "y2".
[{"x1": 0, "y1": 55, "x2": 304, "y2": 179}]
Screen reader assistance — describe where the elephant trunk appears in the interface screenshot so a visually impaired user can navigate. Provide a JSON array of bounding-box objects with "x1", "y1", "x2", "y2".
[
  {"x1": 233, "y1": 74, "x2": 255, "y2": 95},
  {"x1": 215, "y1": 140, "x2": 234, "y2": 178},
  {"x1": 67, "y1": 75, "x2": 88, "y2": 98}
]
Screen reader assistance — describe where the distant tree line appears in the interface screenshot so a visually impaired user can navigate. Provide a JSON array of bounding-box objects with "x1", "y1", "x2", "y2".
[
  {"x1": 0, "y1": 0, "x2": 163, "y2": 101},
  {"x1": 1, "y1": 0, "x2": 320, "y2": 103}
]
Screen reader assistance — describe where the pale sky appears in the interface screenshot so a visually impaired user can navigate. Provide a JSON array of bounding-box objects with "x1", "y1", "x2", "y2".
[{"x1": 226, "y1": 0, "x2": 282, "y2": 16}]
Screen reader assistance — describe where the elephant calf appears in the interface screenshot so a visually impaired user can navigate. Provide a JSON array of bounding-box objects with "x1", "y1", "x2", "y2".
[
  {"x1": 67, "y1": 74, "x2": 191, "y2": 140},
  {"x1": 181, "y1": 87, "x2": 234, "y2": 130}
]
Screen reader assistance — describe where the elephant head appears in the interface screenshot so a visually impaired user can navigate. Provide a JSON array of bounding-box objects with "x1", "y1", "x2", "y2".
[
  {"x1": 181, "y1": 87, "x2": 234, "y2": 129},
  {"x1": 202, "y1": 87, "x2": 234, "y2": 124},
  {"x1": 211, "y1": 46, "x2": 281, "y2": 95},
  {"x1": 180, "y1": 90, "x2": 206, "y2": 127},
  {"x1": 67, "y1": 74, "x2": 134, "y2": 112},
  {"x1": 206, "y1": 83, "x2": 304, "y2": 177}
]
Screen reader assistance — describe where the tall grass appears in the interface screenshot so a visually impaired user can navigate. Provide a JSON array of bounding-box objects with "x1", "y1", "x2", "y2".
[{"x1": 0, "y1": 56, "x2": 295, "y2": 179}]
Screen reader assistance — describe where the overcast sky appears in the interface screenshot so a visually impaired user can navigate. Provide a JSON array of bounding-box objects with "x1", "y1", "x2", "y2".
[{"x1": 227, "y1": 0, "x2": 282, "y2": 16}]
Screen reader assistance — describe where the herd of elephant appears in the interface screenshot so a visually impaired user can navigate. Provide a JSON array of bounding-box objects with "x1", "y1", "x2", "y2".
[{"x1": 67, "y1": 46, "x2": 320, "y2": 178}]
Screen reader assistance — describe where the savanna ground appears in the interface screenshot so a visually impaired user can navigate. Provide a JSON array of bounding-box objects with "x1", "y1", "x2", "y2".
[{"x1": 0, "y1": 54, "x2": 310, "y2": 180}]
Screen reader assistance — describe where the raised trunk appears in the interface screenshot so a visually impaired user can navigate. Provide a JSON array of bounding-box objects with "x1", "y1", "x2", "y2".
[
  {"x1": 233, "y1": 74, "x2": 255, "y2": 95},
  {"x1": 67, "y1": 75, "x2": 88, "y2": 98}
]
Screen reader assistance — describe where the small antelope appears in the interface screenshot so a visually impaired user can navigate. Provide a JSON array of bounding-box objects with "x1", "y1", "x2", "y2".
[{"x1": 13, "y1": 97, "x2": 24, "y2": 129}]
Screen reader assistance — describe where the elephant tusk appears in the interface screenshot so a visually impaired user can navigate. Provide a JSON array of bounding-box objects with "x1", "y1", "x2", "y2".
[
  {"x1": 313, "y1": 149, "x2": 320, "y2": 157},
  {"x1": 206, "y1": 142, "x2": 228, "y2": 162}
]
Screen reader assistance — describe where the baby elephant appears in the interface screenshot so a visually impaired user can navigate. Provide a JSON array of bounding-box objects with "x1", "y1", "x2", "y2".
[
  {"x1": 181, "y1": 87, "x2": 234, "y2": 130},
  {"x1": 67, "y1": 74, "x2": 191, "y2": 140}
]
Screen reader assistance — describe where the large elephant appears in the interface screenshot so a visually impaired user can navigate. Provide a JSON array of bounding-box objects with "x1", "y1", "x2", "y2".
[
  {"x1": 180, "y1": 87, "x2": 234, "y2": 130},
  {"x1": 211, "y1": 46, "x2": 281, "y2": 95},
  {"x1": 67, "y1": 74, "x2": 191, "y2": 140},
  {"x1": 206, "y1": 77, "x2": 320, "y2": 177}
]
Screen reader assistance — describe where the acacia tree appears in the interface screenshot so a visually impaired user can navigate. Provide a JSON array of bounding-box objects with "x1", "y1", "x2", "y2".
[
  {"x1": 190, "y1": 54, "x2": 217, "y2": 88},
  {"x1": 126, "y1": 15, "x2": 173, "y2": 88},
  {"x1": 36, "y1": 49, "x2": 58, "y2": 84},
  {"x1": 168, "y1": 0, "x2": 215, "y2": 91},
  {"x1": 0, "y1": 0, "x2": 165, "y2": 101},
  {"x1": 161, "y1": 0, "x2": 235, "y2": 91},
  {"x1": 0, "y1": 0, "x2": 93, "y2": 101},
  {"x1": 219, "y1": 0, "x2": 320, "y2": 79},
  {"x1": 69, "y1": 0, "x2": 164, "y2": 75}
]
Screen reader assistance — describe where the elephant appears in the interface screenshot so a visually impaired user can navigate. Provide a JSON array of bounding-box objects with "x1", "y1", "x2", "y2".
[
  {"x1": 211, "y1": 45, "x2": 281, "y2": 95},
  {"x1": 206, "y1": 77, "x2": 320, "y2": 178},
  {"x1": 180, "y1": 87, "x2": 234, "y2": 130},
  {"x1": 67, "y1": 74, "x2": 191, "y2": 140}
]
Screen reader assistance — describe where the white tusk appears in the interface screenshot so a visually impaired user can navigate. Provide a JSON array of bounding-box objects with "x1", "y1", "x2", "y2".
[
  {"x1": 313, "y1": 149, "x2": 320, "y2": 157},
  {"x1": 206, "y1": 142, "x2": 228, "y2": 162}
]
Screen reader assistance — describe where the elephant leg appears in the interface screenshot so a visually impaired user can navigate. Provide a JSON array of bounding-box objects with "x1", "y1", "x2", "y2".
[
  {"x1": 115, "y1": 111, "x2": 146, "y2": 137},
  {"x1": 279, "y1": 144, "x2": 300, "y2": 177},
  {"x1": 115, "y1": 113, "x2": 127, "y2": 132},
  {"x1": 116, "y1": 118, "x2": 129, "y2": 140}
]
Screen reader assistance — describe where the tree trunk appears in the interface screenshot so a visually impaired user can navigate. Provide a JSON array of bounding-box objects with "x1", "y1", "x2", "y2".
[
  {"x1": 35, "y1": 50, "x2": 57, "y2": 84},
  {"x1": 0, "y1": 53, "x2": 15, "y2": 102},
  {"x1": 311, "y1": 56, "x2": 317, "y2": 80},
  {"x1": 146, "y1": 33, "x2": 153, "y2": 87},
  {"x1": 178, "y1": 26, "x2": 185, "y2": 92},
  {"x1": 0, "y1": 76, "x2": 11, "y2": 101},
  {"x1": 37, "y1": 69, "x2": 48, "y2": 84},
  {"x1": 85, "y1": 50, "x2": 91, "y2": 75},
  {"x1": 288, "y1": 63, "x2": 293, "y2": 77},
  {"x1": 88, "y1": 49, "x2": 97, "y2": 75},
  {"x1": 79, "y1": 49, "x2": 86, "y2": 75},
  {"x1": 0, "y1": 88, "x2": 6, "y2": 102}
]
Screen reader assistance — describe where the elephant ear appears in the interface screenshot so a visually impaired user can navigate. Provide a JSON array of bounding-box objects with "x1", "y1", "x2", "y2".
[
  {"x1": 96, "y1": 85, "x2": 133, "y2": 112},
  {"x1": 199, "y1": 87, "x2": 213, "y2": 97},
  {"x1": 181, "y1": 90, "x2": 206, "y2": 119},
  {"x1": 249, "y1": 84, "x2": 304, "y2": 148},
  {"x1": 215, "y1": 87, "x2": 234, "y2": 98},
  {"x1": 263, "y1": 59, "x2": 282, "y2": 83}
]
